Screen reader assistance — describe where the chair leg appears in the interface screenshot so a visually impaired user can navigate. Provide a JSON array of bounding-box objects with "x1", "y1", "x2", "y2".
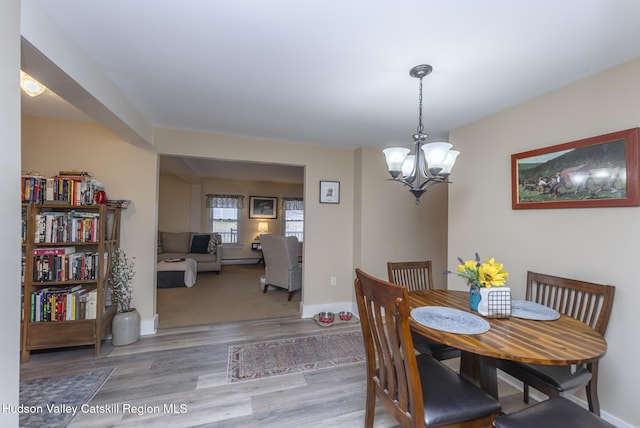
[
  {"x1": 586, "y1": 363, "x2": 601, "y2": 416},
  {"x1": 263, "y1": 283, "x2": 269, "y2": 294},
  {"x1": 364, "y1": 379, "x2": 375, "y2": 428},
  {"x1": 287, "y1": 291, "x2": 294, "y2": 301},
  {"x1": 523, "y1": 383, "x2": 530, "y2": 404}
]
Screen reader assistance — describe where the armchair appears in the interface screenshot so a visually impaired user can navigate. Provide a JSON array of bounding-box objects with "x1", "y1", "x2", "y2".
[{"x1": 260, "y1": 234, "x2": 302, "y2": 301}]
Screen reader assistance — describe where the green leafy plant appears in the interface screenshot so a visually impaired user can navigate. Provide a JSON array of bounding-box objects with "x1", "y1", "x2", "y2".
[{"x1": 110, "y1": 248, "x2": 135, "y2": 312}]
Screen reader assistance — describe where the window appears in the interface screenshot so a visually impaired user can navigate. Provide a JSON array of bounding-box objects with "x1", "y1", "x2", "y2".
[
  {"x1": 283, "y1": 197, "x2": 304, "y2": 241},
  {"x1": 206, "y1": 194, "x2": 244, "y2": 244}
]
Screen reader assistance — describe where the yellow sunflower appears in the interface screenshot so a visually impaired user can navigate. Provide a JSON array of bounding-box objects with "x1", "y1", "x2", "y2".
[{"x1": 477, "y1": 258, "x2": 509, "y2": 288}]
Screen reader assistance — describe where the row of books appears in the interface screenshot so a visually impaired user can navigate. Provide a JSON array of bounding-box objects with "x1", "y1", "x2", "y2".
[
  {"x1": 22, "y1": 171, "x2": 102, "y2": 206},
  {"x1": 34, "y1": 211, "x2": 100, "y2": 243},
  {"x1": 29, "y1": 285, "x2": 98, "y2": 322},
  {"x1": 32, "y1": 248, "x2": 101, "y2": 282}
]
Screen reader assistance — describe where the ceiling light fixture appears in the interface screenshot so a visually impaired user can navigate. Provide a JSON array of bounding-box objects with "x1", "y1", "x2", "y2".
[
  {"x1": 383, "y1": 64, "x2": 459, "y2": 204},
  {"x1": 20, "y1": 70, "x2": 47, "y2": 97}
]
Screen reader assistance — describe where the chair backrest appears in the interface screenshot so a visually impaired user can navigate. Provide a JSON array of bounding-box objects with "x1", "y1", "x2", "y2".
[
  {"x1": 355, "y1": 268, "x2": 424, "y2": 427},
  {"x1": 526, "y1": 271, "x2": 615, "y2": 335},
  {"x1": 387, "y1": 261, "x2": 434, "y2": 292},
  {"x1": 260, "y1": 234, "x2": 299, "y2": 269}
]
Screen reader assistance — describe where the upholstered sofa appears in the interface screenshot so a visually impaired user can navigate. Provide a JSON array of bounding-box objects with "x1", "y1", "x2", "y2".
[{"x1": 157, "y1": 231, "x2": 223, "y2": 273}]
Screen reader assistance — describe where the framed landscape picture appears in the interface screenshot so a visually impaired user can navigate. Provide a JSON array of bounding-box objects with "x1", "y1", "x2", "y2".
[
  {"x1": 511, "y1": 128, "x2": 640, "y2": 209},
  {"x1": 249, "y1": 196, "x2": 278, "y2": 219}
]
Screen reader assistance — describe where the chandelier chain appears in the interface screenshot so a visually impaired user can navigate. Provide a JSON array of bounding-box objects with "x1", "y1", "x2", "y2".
[{"x1": 417, "y1": 77, "x2": 424, "y2": 134}]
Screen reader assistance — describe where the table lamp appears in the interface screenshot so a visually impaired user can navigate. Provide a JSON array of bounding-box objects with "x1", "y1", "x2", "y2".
[{"x1": 256, "y1": 222, "x2": 269, "y2": 240}]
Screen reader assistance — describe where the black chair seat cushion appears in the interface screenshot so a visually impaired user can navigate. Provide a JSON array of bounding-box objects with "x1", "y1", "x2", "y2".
[
  {"x1": 416, "y1": 354, "x2": 501, "y2": 426},
  {"x1": 494, "y1": 397, "x2": 615, "y2": 428},
  {"x1": 411, "y1": 332, "x2": 461, "y2": 361},
  {"x1": 500, "y1": 360, "x2": 592, "y2": 392}
]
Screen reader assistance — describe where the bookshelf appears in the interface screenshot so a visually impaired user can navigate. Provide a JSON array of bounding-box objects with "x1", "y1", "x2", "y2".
[{"x1": 20, "y1": 203, "x2": 122, "y2": 363}]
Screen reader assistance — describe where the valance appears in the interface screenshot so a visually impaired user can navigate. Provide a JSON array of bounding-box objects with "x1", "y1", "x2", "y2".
[
  {"x1": 206, "y1": 194, "x2": 245, "y2": 209},
  {"x1": 282, "y1": 197, "x2": 304, "y2": 210}
]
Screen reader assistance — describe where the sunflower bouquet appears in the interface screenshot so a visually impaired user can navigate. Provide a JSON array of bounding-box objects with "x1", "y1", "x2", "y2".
[{"x1": 452, "y1": 253, "x2": 508, "y2": 288}]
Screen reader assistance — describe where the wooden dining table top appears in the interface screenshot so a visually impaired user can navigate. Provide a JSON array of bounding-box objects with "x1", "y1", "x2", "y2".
[{"x1": 408, "y1": 289, "x2": 607, "y2": 365}]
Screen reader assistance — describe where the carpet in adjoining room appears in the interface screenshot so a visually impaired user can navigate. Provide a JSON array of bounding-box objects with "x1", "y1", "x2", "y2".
[
  {"x1": 156, "y1": 264, "x2": 301, "y2": 328},
  {"x1": 227, "y1": 331, "x2": 365, "y2": 383},
  {"x1": 19, "y1": 368, "x2": 115, "y2": 428}
]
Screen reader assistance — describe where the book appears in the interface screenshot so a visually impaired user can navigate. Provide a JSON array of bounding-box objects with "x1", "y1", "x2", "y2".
[{"x1": 85, "y1": 289, "x2": 98, "y2": 319}]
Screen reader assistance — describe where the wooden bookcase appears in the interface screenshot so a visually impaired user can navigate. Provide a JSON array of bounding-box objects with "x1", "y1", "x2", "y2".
[{"x1": 20, "y1": 203, "x2": 122, "y2": 363}]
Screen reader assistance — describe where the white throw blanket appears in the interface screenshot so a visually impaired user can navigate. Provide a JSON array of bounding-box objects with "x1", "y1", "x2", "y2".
[{"x1": 157, "y1": 258, "x2": 197, "y2": 287}]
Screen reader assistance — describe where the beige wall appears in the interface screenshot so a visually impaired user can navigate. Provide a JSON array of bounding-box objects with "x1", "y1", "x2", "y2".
[
  {"x1": 159, "y1": 174, "x2": 304, "y2": 261},
  {"x1": 2, "y1": 0, "x2": 21, "y2": 425},
  {"x1": 449, "y1": 57, "x2": 640, "y2": 427},
  {"x1": 21, "y1": 116, "x2": 160, "y2": 332},
  {"x1": 200, "y1": 177, "x2": 303, "y2": 261},
  {"x1": 158, "y1": 175, "x2": 192, "y2": 232},
  {"x1": 154, "y1": 128, "x2": 356, "y2": 309},
  {"x1": 355, "y1": 147, "x2": 449, "y2": 288}
]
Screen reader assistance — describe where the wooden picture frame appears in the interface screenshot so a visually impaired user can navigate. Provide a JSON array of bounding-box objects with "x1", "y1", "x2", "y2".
[
  {"x1": 319, "y1": 180, "x2": 340, "y2": 204},
  {"x1": 511, "y1": 128, "x2": 639, "y2": 209},
  {"x1": 249, "y1": 196, "x2": 278, "y2": 218}
]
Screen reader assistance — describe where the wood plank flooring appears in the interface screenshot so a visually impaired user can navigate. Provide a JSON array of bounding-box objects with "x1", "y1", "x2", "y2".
[{"x1": 21, "y1": 317, "x2": 533, "y2": 428}]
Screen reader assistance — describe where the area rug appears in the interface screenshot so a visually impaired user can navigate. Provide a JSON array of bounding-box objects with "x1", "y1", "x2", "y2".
[
  {"x1": 227, "y1": 331, "x2": 365, "y2": 383},
  {"x1": 19, "y1": 368, "x2": 115, "y2": 428}
]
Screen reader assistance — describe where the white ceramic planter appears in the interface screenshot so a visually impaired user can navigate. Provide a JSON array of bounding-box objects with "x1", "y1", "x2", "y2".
[{"x1": 112, "y1": 309, "x2": 141, "y2": 346}]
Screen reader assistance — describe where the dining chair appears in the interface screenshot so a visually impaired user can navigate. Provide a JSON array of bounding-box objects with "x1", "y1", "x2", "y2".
[
  {"x1": 387, "y1": 261, "x2": 461, "y2": 361},
  {"x1": 493, "y1": 397, "x2": 615, "y2": 428},
  {"x1": 496, "y1": 271, "x2": 615, "y2": 415},
  {"x1": 355, "y1": 268, "x2": 501, "y2": 428}
]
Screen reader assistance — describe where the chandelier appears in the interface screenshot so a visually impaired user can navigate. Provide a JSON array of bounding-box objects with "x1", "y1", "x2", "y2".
[{"x1": 383, "y1": 64, "x2": 459, "y2": 204}]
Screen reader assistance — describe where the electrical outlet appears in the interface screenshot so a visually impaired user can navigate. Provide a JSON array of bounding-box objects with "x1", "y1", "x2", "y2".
[{"x1": 330, "y1": 277, "x2": 337, "y2": 286}]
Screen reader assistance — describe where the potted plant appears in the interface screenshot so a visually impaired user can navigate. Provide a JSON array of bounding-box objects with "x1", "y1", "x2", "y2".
[
  {"x1": 110, "y1": 248, "x2": 140, "y2": 346},
  {"x1": 449, "y1": 253, "x2": 509, "y2": 315}
]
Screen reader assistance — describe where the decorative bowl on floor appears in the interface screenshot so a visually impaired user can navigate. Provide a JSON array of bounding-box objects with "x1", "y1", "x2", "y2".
[
  {"x1": 318, "y1": 312, "x2": 335, "y2": 324},
  {"x1": 339, "y1": 311, "x2": 353, "y2": 321}
]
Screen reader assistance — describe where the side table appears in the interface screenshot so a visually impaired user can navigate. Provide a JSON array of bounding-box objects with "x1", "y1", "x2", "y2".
[{"x1": 251, "y1": 242, "x2": 264, "y2": 264}]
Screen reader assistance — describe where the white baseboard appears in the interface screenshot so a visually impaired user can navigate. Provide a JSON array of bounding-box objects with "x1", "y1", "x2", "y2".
[
  {"x1": 140, "y1": 314, "x2": 158, "y2": 336},
  {"x1": 221, "y1": 259, "x2": 261, "y2": 265},
  {"x1": 300, "y1": 300, "x2": 359, "y2": 318}
]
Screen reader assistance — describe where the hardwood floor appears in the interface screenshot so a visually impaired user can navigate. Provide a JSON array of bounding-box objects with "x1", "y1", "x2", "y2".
[{"x1": 21, "y1": 317, "x2": 532, "y2": 427}]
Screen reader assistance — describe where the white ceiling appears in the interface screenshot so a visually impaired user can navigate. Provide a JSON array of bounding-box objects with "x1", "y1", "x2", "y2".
[{"x1": 21, "y1": 1, "x2": 640, "y2": 181}]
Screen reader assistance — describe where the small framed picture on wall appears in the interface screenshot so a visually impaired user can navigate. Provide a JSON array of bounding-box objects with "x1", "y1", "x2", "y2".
[{"x1": 319, "y1": 180, "x2": 340, "y2": 204}]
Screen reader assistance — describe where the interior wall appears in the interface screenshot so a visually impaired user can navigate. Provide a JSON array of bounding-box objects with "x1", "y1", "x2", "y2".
[
  {"x1": 1, "y1": 1, "x2": 21, "y2": 425},
  {"x1": 449, "y1": 57, "x2": 640, "y2": 427},
  {"x1": 154, "y1": 128, "x2": 355, "y2": 311},
  {"x1": 158, "y1": 175, "x2": 191, "y2": 232},
  {"x1": 159, "y1": 174, "x2": 304, "y2": 261},
  {"x1": 21, "y1": 116, "x2": 160, "y2": 333},
  {"x1": 356, "y1": 147, "x2": 449, "y2": 288},
  {"x1": 201, "y1": 177, "x2": 303, "y2": 261}
]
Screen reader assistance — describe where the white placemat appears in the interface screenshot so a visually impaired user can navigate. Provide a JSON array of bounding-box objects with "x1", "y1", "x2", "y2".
[
  {"x1": 510, "y1": 300, "x2": 560, "y2": 320},
  {"x1": 411, "y1": 306, "x2": 490, "y2": 335}
]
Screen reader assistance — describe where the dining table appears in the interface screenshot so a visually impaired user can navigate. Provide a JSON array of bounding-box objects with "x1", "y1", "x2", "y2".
[{"x1": 407, "y1": 289, "x2": 608, "y2": 399}]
